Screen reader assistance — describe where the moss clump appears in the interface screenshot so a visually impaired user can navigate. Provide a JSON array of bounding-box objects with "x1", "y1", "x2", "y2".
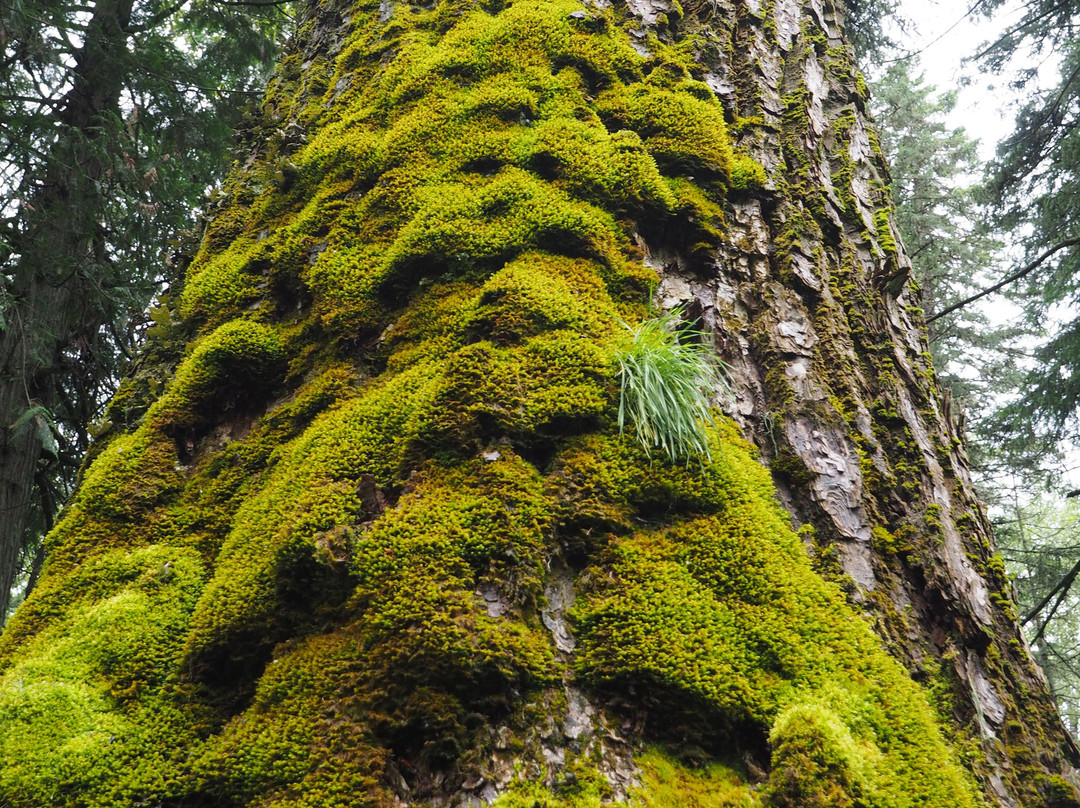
[
  {"x1": 490, "y1": 773, "x2": 607, "y2": 808},
  {"x1": 874, "y1": 207, "x2": 899, "y2": 256},
  {"x1": 569, "y1": 427, "x2": 980, "y2": 808},
  {"x1": 763, "y1": 703, "x2": 864, "y2": 807},
  {"x1": 147, "y1": 318, "x2": 286, "y2": 432},
  {"x1": 635, "y1": 748, "x2": 760, "y2": 808},
  {"x1": 376, "y1": 167, "x2": 627, "y2": 292},
  {"x1": 596, "y1": 81, "x2": 733, "y2": 175},
  {"x1": 522, "y1": 122, "x2": 677, "y2": 213},
  {"x1": 730, "y1": 152, "x2": 768, "y2": 190},
  {"x1": 0, "y1": 546, "x2": 207, "y2": 805}
]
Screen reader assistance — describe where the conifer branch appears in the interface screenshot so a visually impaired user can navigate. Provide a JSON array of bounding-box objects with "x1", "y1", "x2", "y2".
[
  {"x1": 926, "y1": 236, "x2": 1080, "y2": 323},
  {"x1": 1022, "y1": 555, "x2": 1080, "y2": 635}
]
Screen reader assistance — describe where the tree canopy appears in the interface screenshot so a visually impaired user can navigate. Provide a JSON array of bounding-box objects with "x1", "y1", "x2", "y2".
[
  {"x1": 0, "y1": 0, "x2": 288, "y2": 620},
  {"x1": 977, "y1": 0, "x2": 1080, "y2": 459}
]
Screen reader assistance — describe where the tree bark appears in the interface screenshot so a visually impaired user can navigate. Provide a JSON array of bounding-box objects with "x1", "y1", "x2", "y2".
[
  {"x1": 0, "y1": 0, "x2": 1076, "y2": 806},
  {"x1": 669, "y1": 1, "x2": 1080, "y2": 803}
]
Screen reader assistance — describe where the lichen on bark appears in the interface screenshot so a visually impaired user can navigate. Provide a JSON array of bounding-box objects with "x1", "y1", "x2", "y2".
[{"x1": 0, "y1": 0, "x2": 1076, "y2": 806}]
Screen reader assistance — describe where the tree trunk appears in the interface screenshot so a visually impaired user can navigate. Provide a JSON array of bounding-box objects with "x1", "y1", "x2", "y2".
[{"x1": 0, "y1": 0, "x2": 1076, "y2": 806}]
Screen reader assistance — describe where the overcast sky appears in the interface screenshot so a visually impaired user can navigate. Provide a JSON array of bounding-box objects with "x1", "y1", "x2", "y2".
[{"x1": 887, "y1": 0, "x2": 1038, "y2": 160}]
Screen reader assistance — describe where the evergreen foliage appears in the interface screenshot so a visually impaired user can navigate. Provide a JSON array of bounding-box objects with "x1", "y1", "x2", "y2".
[
  {"x1": 0, "y1": 0, "x2": 288, "y2": 620},
  {"x1": 870, "y1": 58, "x2": 1015, "y2": 412},
  {"x1": 840, "y1": 0, "x2": 905, "y2": 66},
  {"x1": 997, "y1": 495, "x2": 1080, "y2": 738},
  {"x1": 976, "y1": 0, "x2": 1080, "y2": 465}
]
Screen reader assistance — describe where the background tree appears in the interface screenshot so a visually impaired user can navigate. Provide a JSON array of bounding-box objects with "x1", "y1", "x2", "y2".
[
  {"x1": 0, "y1": 0, "x2": 1076, "y2": 805},
  {"x1": 976, "y1": 0, "x2": 1080, "y2": 473},
  {"x1": 0, "y1": 0, "x2": 288, "y2": 621},
  {"x1": 842, "y1": 0, "x2": 904, "y2": 64},
  {"x1": 870, "y1": 57, "x2": 1016, "y2": 410},
  {"x1": 995, "y1": 494, "x2": 1080, "y2": 737}
]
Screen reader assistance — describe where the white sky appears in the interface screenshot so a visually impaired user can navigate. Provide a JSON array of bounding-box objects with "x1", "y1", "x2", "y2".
[{"x1": 888, "y1": 0, "x2": 1036, "y2": 160}]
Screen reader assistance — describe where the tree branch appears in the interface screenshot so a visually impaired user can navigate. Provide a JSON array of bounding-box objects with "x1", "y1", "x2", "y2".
[
  {"x1": 1022, "y1": 555, "x2": 1080, "y2": 632},
  {"x1": 927, "y1": 236, "x2": 1080, "y2": 323}
]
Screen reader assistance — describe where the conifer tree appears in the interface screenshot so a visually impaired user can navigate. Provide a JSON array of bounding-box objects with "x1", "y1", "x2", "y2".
[
  {"x1": 871, "y1": 60, "x2": 1008, "y2": 391},
  {"x1": 0, "y1": 0, "x2": 286, "y2": 621},
  {"x1": 996, "y1": 494, "x2": 1080, "y2": 737},
  {"x1": 977, "y1": 0, "x2": 1080, "y2": 466}
]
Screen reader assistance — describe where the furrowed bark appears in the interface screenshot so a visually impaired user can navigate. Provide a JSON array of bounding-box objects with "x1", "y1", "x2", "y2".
[{"x1": 662, "y1": 1, "x2": 1080, "y2": 803}]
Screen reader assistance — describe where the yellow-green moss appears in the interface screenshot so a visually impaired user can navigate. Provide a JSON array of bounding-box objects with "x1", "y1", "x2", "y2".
[
  {"x1": 489, "y1": 748, "x2": 762, "y2": 808},
  {"x1": 729, "y1": 152, "x2": 768, "y2": 190},
  {"x1": 0, "y1": 546, "x2": 207, "y2": 805},
  {"x1": 763, "y1": 702, "x2": 865, "y2": 807},
  {"x1": 874, "y1": 208, "x2": 899, "y2": 257},
  {"x1": 596, "y1": 81, "x2": 733, "y2": 175},
  {"x1": 635, "y1": 748, "x2": 760, "y2": 808},
  {"x1": 147, "y1": 318, "x2": 286, "y2": 431},
  {"x1": 181, "y1": 0, "x2": 731, "y2": 334},
  {"x1": 568, "y1": 427, "x2": 981, "y2": 807}
]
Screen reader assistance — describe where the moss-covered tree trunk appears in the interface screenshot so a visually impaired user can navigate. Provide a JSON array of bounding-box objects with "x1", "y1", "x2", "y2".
[{"x1": 0, "y1": 0, "x2": 1076, "y2": 806}]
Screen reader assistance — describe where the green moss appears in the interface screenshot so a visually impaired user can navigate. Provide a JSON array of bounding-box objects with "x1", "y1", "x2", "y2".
[
  {"x1": 729, "y1": 152, "x2": 768, "y2": 190},
  {"x1": 763, "y1": 702, "x2": 863, "y2": 807},
  {"x1": 467, "y1": 253, "x2": 618, "y2": 344},
  {"x1": 490, "y1": 773, "x2": 606, "y2": 808},
  {"x1": 187, "y1": 630, "x2": 387, "y2": 807},
  {"x1": 871, "y1": 525, "x2": 897, "y2": 554},
  {"x1": 0, "y1": 546, "x2": 207, "y2": 806},
  {"x1": 521, "y1": 121, "x2": 677, "y2": 213},
  {"x1": 635, "y1": 748, "x2": 760, "y2": 808},
  {"x1": 181, "y1": 237, "x2": 265, "y2": 322},
  {"x1": 597, "y1": 81, "x2": 733, "y2": 176},
  {"x1": 378, "y1": 167, "x2": 627, "y2": 288},
  {"x1": 874, "y1": 208, "x2": 899, "y2": 256},
  {"x1": 570, "y1": 427, "x2": 981, "y2": 808},
  {"x1": 148, "y1": 318, "x2": 286, "y2": 431},
  {"x1": 176, "y1": 0, "x2": 741, "y2": 338},
  {"x1": 1038, "y1": 774, "x2": 1080, "y2": 808}
]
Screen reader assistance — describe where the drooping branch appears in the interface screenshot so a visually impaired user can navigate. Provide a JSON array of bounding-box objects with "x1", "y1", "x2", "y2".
[
  {"x1": 1022, "y1": 555, "x2": 1080, "y2": 640},
  {"x1": 927, "y1": 236, "x2": 1080, "y2": 323}
]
